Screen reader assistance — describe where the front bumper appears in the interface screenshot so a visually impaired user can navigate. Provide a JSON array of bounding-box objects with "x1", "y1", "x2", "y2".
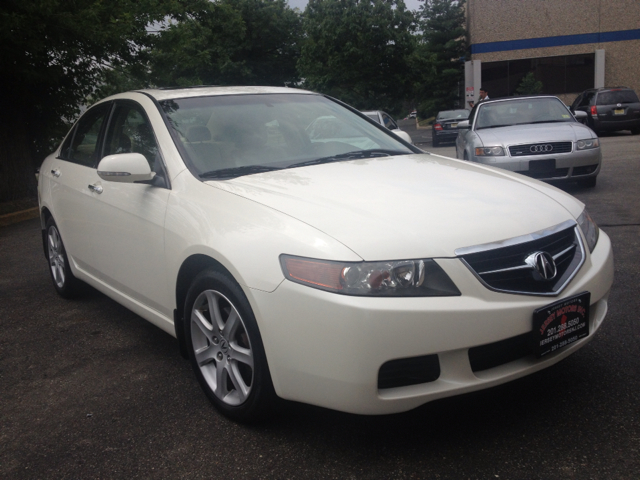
[
  {"x1": 248, "y1": 231, "x2": 614, "y2": 415},
  {"x1": 471, "y1": 147, "x2": 601, "y2": 182}
]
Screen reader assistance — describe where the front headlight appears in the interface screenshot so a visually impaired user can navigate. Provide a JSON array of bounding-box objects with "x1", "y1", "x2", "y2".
[
  {"x1": 280, "y1": 255, "x2": 460, "y2": 297},
  {"x1": 577, "y1": 209, "x2": 599, "y2": 253},
  {"x1": 576, "y1": 138, "x2": 599, "y2": 150},
  {"x1": 475, "y1": 146, "x2": 505, "y2": 156}
]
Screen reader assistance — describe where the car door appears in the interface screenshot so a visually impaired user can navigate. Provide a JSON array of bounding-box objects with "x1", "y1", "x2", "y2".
[
  {"x1": 48, "y1": 103, "x2": 112, "y2": 270},
  {"x1": 456, "y1": 107, "x2": 477, "y2": 159},
  {"x1": 82, "y1": 100, "x2": 173, "y2": 316}
]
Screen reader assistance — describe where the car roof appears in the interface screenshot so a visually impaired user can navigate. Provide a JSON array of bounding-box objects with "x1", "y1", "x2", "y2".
[
  {"x1": 480, "y1": 95, "x2": 561, "y2": 104},
  {"x1": 133, "y1": 85, "x2": 316, "y2": 102}
]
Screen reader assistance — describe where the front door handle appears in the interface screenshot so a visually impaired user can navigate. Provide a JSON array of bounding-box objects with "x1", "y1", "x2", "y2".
[
  {"x1": 88, "y1": 184, "x2": 103, "y2": 194},
  {"x1": 51, "y1": 169, "x2": 61, "y2": 177}
]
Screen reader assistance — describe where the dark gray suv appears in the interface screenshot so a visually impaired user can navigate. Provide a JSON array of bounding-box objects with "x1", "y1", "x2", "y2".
[{"x1": 571, "y1": 87, "x2": 640, "y2": 135}]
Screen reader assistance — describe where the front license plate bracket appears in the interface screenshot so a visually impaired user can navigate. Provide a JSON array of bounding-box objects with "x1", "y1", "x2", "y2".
[{"x1": 533, "y1": 291, "x2": 590, "y2": 357}]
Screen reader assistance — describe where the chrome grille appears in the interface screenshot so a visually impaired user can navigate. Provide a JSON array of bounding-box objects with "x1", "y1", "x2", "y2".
[
  {"x1": 456, "y1": 222, "x2": 584, "y2": 296},
  {"x1": 509, "y1": 142, "x2": 573, "y2": 156}
]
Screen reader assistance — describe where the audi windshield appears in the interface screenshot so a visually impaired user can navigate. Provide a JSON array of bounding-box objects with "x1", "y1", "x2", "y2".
[{"x1": 475, "y1": 97, "x2": 576, "y2": 130}]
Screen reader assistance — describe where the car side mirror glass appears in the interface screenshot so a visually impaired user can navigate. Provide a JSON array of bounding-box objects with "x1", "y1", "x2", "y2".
[
  {"x1": 457, "y1": 120, "x2": 470, "y2": 129},
  {"x1": 97, "y1": 153, "x2": 156, "y2": 183}
]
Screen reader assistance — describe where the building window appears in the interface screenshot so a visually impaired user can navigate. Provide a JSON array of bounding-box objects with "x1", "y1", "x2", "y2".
[{"x1": 481, "y1": 53, "x2": 595, "y2": 97}]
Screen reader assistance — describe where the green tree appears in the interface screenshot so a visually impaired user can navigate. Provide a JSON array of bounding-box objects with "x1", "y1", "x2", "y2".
[
  {"x1": 148, "y1": 0, "x2": 302, "y2": 87},
  {"x1": 414, "y1": 0, "x2": 466, "y2": 117},
  {"x1": 298, "y1": 0, "x2": 417, "y2": 115},
  {"x1": 0, "y1": 0, "x2": 201, "y2": 202},
  {"x1": 516, "y1": 72, "x2": 543, "y2": 95}
]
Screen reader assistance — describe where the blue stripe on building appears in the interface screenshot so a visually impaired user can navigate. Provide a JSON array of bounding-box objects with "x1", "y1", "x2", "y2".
[{"x1": 471, "y1": 29, "x2": 640, "y2": 54}]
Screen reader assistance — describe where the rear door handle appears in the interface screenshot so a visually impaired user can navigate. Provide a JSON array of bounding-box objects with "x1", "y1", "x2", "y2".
[{"x1": 88, "y1": 184, "x2": 103, "y2": 194}]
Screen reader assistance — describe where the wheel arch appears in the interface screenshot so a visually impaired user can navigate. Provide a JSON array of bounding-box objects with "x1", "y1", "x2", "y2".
[{"x1": 174, "y1": 254, "x2": 235, "y2": 359}]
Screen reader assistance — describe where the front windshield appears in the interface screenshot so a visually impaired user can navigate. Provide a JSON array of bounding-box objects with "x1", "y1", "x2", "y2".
[
  {"x1": 475, "y1": 97, "x2": 575, "y2": 130},
  {"x1": 160, "y1": 94, "x2": 413, "y2": 179}
]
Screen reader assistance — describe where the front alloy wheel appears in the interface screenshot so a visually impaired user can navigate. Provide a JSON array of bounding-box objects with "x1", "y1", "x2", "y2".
[
  {"x1": 191, "y1": 289, "x2": 254, "y2": 406},
  {"x1": 184, "y1": 270, "x2": 275, "y2": 421}
]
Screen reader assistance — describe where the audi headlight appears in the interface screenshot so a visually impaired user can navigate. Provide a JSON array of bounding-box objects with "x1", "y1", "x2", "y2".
[
  {"x1": 577, "y1": 209, "x2": 599, "y2": 253},
  {"x1": 576, "y1": 138, "x2": 599, "y2": 150},
  {"x1": 280, "y1": 255, "x2": 460, "y2": 297},
  {"x1": 475, "y1": 146, "x2": 505, "y2": 156}
]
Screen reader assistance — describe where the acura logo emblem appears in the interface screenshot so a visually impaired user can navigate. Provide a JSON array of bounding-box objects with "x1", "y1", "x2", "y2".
[
  {"x1": 525, "y1": 251, "x2": 557, "y2": 281},
  {"x1": 530, "y1": 144, "x2": 553, "y2": 153}
]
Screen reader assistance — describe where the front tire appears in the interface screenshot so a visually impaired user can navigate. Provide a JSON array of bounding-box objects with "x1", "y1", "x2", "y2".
[
  {"x1": 184, "y1": 269, "x2": 276, "y2": 422},
  {"x1": 45, "y1": 217, "x2": 84, "y2": 298}
]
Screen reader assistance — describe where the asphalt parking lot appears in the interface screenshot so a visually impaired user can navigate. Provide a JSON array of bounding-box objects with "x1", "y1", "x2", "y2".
[{"x1": 1, "y1": 133, "x2": 639, "y2": 479}]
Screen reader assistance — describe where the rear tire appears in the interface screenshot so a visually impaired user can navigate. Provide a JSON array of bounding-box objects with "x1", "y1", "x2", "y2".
[
  {"x1": 184, "y1": 269, "x2": 276, "y2": 422},
  {"x1": 631, "y1": 127, "x2": 640, "y2": 135},
  {"x1": 45, "y1": 217, "x2": 85, "y2": 298},
  {"x1": 432, "y1": 137, "x2": 439, "y2": 147}
]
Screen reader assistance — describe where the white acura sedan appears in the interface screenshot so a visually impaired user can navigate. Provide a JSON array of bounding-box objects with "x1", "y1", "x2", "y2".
[{"x1": 38, "y1": 86, "x2": 614, "y2": 421}]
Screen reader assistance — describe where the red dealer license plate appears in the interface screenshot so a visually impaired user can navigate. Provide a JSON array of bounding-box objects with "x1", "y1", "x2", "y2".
[{"x1": 533, "y1": 292, "x2": 590, "y2": 357}]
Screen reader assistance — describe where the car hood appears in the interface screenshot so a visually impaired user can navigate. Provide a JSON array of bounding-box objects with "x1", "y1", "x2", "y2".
[
  {"x1": 209, "y1": 154, "x2": 584, "y2": 259},
  {"x1": 476, "y1": 122, "x2": 595, "y2": 146}
]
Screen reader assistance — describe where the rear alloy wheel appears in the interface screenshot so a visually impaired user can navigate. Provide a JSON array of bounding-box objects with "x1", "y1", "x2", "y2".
[
  {"x1": 184, "y1": 269, "x2": 275, "y2": 422},
  {"x1": 45, "y1": 217, "x2": 84, "y2": 298}
]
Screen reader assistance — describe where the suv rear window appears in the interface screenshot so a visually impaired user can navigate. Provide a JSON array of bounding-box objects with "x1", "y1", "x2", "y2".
[{"x1": 596, "y1": 90, "x2": 639, "y2": 105}]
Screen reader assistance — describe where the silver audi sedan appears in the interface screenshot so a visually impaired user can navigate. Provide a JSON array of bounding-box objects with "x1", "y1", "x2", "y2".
[{"x1": 455, "y1": 96, "x2": 600, "y2": 187}]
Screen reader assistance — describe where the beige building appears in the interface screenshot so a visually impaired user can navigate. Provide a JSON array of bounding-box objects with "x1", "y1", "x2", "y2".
[{"x1": 464, "y1": 0, "x2": 640, "y2": 105}]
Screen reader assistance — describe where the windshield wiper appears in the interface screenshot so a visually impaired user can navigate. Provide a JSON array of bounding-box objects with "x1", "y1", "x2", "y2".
[
  {"x1": 477, "y1": 124, "x2": 514, "y2": 129},
  {"x1": 527, "y1": 120, "x2": 569, "y2": 124},
  {"x1": 288, "y1": 149, "x2": 409, "y2": 168},
  {"x1": 199, "y1": 165, "x2": 282, "y2": 180}
]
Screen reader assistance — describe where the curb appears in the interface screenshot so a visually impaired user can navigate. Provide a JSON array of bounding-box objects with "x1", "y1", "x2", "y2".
[{"x1": 0, "y1": 207, "x2": 40, "y2": 228}]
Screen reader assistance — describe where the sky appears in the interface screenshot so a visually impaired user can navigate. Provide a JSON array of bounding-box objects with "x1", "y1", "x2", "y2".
[{"x1": 287, "y1": 0, "x2": 424, "y2": 12}]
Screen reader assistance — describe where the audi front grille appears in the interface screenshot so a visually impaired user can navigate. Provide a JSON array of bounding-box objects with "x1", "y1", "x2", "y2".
[
  {"x1": 509, "y1": 142, "x2": 573, "y2": 156},
  {"x1": 455, "y1": 220, "x2": 585, "y2": 296}
]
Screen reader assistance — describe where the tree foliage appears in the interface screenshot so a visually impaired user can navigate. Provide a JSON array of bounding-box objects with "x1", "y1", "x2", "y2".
[
  {"x1": 298, "y1": 0, "x2": 417, "y2": 115},
  {"x1": 516, "y1": 72, "x2": 543, "y2": 95},
  {"x1": 415, "y1": 0, "x2": 466, "y2": 117},
  {"x1": 148, "y1": 0, "x2": 302, "y2": 87},
  {"x1": 0, "y1": 0, "x2": 201, "y2": 201},
  {"x1": 0, "y1": 0, "x2": 469, "y2": 202}
]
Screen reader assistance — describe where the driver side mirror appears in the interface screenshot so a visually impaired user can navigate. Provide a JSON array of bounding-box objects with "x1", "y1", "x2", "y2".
[
  {"x1": 97, "y1": 153, "x2": 156, "y2": 183},
  {"x1": 456, "y1": 120, "x2": 470, "y2": 129}
]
